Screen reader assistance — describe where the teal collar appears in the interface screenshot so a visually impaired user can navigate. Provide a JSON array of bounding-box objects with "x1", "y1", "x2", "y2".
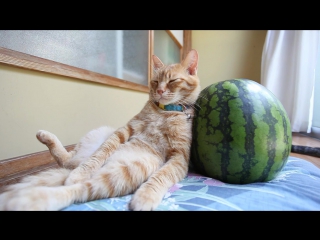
[
  {"x1": 155, "y1": 102, "x2": 190, "y2": 112},
  {"x1": 160, "y1": 103, "x2": 183, "y2": 111},
  {"x1": 155, "y1": 102, "x2": 192, "y2": 119}
]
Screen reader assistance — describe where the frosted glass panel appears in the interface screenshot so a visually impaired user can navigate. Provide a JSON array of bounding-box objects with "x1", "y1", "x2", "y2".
[
  {"x1": 154, "y1": 30, "x2": 180, "y2": 65},
  {"x1": 0, "y1": 30, "x2": 149, "y2": 86}
]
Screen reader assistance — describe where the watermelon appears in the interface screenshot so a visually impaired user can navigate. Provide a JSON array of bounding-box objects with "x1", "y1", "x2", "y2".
[{"x1": 190, "y1": 79, "x2": 292, "y2": 184}]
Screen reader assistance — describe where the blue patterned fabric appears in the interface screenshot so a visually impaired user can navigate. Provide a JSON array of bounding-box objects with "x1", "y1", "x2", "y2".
[{"x1": 62, "y1": 156, "x2": 320, "y2": 211}]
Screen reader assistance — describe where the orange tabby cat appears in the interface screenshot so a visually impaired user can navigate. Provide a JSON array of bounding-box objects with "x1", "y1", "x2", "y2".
[{"x1": 0, "y1": 49, "x2": 201, "y2": 211}]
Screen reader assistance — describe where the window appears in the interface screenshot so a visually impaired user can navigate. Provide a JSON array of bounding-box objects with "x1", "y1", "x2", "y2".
[
  {"x1": 0, "y1": 30, "x2": 191, "y2": 93},
  {"x1": 154, "y1": 30, "x2": 181, "y2": 65}
]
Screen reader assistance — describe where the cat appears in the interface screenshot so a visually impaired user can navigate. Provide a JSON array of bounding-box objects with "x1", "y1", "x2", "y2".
[
  {"x1": 291, "y1": 145, "x2": 320, "y2": 158},
  {"x1": 0, "y1": 49, "x2": 201, "y2": 211}
]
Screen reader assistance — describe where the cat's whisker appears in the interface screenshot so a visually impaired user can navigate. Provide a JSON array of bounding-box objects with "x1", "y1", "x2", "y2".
[
  {"x1": 198, "y1": 92, "x2": 209, "y2": 101},
  {"x1": 145, "y1": 101, "x2": 153, "y2": 108},
  {"x1": 178, "y1": 99, "x2": 198, "y2": 111}
]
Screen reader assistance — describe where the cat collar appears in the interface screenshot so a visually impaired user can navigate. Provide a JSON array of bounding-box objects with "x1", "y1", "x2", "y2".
[{"x1": 156, "y1": 102, "x2": 191, "y2": 119}]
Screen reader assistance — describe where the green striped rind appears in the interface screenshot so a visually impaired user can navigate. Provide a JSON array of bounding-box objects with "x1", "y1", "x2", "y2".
[{"x1": 191, "y1": 79, "x2": 292, "y2": 184}]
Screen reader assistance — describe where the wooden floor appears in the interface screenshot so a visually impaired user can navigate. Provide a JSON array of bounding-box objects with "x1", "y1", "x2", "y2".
[{"x1": 291, "y1": 132, "x2": 320, "y2": 168}]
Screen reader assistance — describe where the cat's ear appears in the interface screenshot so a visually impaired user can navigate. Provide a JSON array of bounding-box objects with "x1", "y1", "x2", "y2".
[
  {"x1": 152, "y1": 55, "x2": 165, "y2": 70},
  {"x1": 181, "y1": 49, "x2": 198, "y2": 75}
]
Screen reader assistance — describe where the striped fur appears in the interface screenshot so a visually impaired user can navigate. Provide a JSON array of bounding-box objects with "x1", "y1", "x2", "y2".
[{"x1": 0, "y1": 49, "x2": 201, "y2": 210}]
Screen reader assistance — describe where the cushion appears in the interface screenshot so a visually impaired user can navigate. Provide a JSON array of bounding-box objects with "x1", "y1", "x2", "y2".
[{"x1": 62, "y1": 156, "x2": 320, "y2": 211}]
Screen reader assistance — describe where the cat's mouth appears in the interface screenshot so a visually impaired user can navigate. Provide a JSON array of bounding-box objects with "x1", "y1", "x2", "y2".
[
  {"x1": 155, "y1": 96, "x2": 169, "y2": 105},
  {"x1": 157, "y1": 99, "x2": 173, "y2": 106}
]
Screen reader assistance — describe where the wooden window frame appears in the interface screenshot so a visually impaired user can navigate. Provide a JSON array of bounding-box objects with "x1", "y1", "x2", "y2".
[{"x1": 0, "y1": 30, "x2": 192, "y2": 189}]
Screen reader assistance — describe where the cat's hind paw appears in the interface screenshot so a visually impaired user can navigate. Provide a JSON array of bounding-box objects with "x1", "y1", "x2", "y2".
[
  {"x1": 36, "y1": 130, "x2": 57, "y2": 145},
  {"x1": 0, "y1": 186, "x2": 72, "y2": 211},
  {"x1": 0, "y1": 189, "x2": 47, "y2": 211},
  {"x1": 0, "y1": 190, "x2": 13, "y2": 210}
]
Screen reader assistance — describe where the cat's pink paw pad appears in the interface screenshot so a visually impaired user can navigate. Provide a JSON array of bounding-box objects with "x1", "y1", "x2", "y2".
[{"x1": 36, "y1": 130, "x2": 55, "y2": 145}]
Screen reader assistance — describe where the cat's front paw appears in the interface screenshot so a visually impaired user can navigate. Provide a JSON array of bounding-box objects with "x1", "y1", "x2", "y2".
[
  {"x1": 36, "y1": 130, "x2": 56, "y2": 145},
  {"x1": 128, "y1": 188, "x2": 163, "y2": 211}
]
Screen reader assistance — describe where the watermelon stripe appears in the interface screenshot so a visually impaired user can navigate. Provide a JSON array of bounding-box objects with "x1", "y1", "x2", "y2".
[
  {"x1": 190, "y1": 87, "x2": 211, "y2": 175},
  {"x1": 233, "y1": 80, "x2": 259, "y2": 183},
  {"x1": 214, "y1": 82, "x2": 234, "y2": 182},
  {"x1": 270, "y1": 95, "x2": 291, "y2": 175},
  {"x1": 252, "y1": 86, "x2": 278, "y2": 182}
]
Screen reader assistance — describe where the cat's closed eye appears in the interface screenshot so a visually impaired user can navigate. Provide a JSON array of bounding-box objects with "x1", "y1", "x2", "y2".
[
  {"x1": 169, "y1": 79, "x2": 180, "y2": 83},
  {"x1": 151, "y1": 80, "x2": 158, "y2": 86}
]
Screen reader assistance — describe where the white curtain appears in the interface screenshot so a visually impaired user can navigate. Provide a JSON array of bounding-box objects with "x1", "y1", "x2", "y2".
[{"x1": 261, "y1": 30, "x2": 320, "y2": 133}]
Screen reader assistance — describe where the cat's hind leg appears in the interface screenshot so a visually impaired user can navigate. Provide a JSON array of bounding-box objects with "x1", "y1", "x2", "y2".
[
  {"x1": 1, "y1": 168, "x2": 71, "y2": 193},
  {"x1": 0, "y1": 145, "x2": 161, "y2": 211},
  {"x1": 0, "y1": 167, "x2": 71, "y2": 210},
  {"x1": 0, "y1": 183, "x2": 84, "y2": 210},
  {"x1": 63, "y1": 126, "x2": 116, "y2": 170},
  {"x1": 82, "y1": 142, "x2": 163, "y2": 200},
  {"x1": 36, "y1": 130, "x2": 75, "y2": 168},
  {"x1": 36, "y1": 126, "x2": 116, "y2": 170}
]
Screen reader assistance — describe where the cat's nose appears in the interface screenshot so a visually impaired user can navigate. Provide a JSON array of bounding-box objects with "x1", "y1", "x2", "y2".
[{"x1": 157, "y1": 89, "x2": 164, "y2": 95}]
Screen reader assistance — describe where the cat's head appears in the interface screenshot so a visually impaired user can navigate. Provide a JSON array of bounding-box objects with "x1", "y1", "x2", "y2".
[{"x1": 150, "y1": 49, "x2": 201, "y2": 107}]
